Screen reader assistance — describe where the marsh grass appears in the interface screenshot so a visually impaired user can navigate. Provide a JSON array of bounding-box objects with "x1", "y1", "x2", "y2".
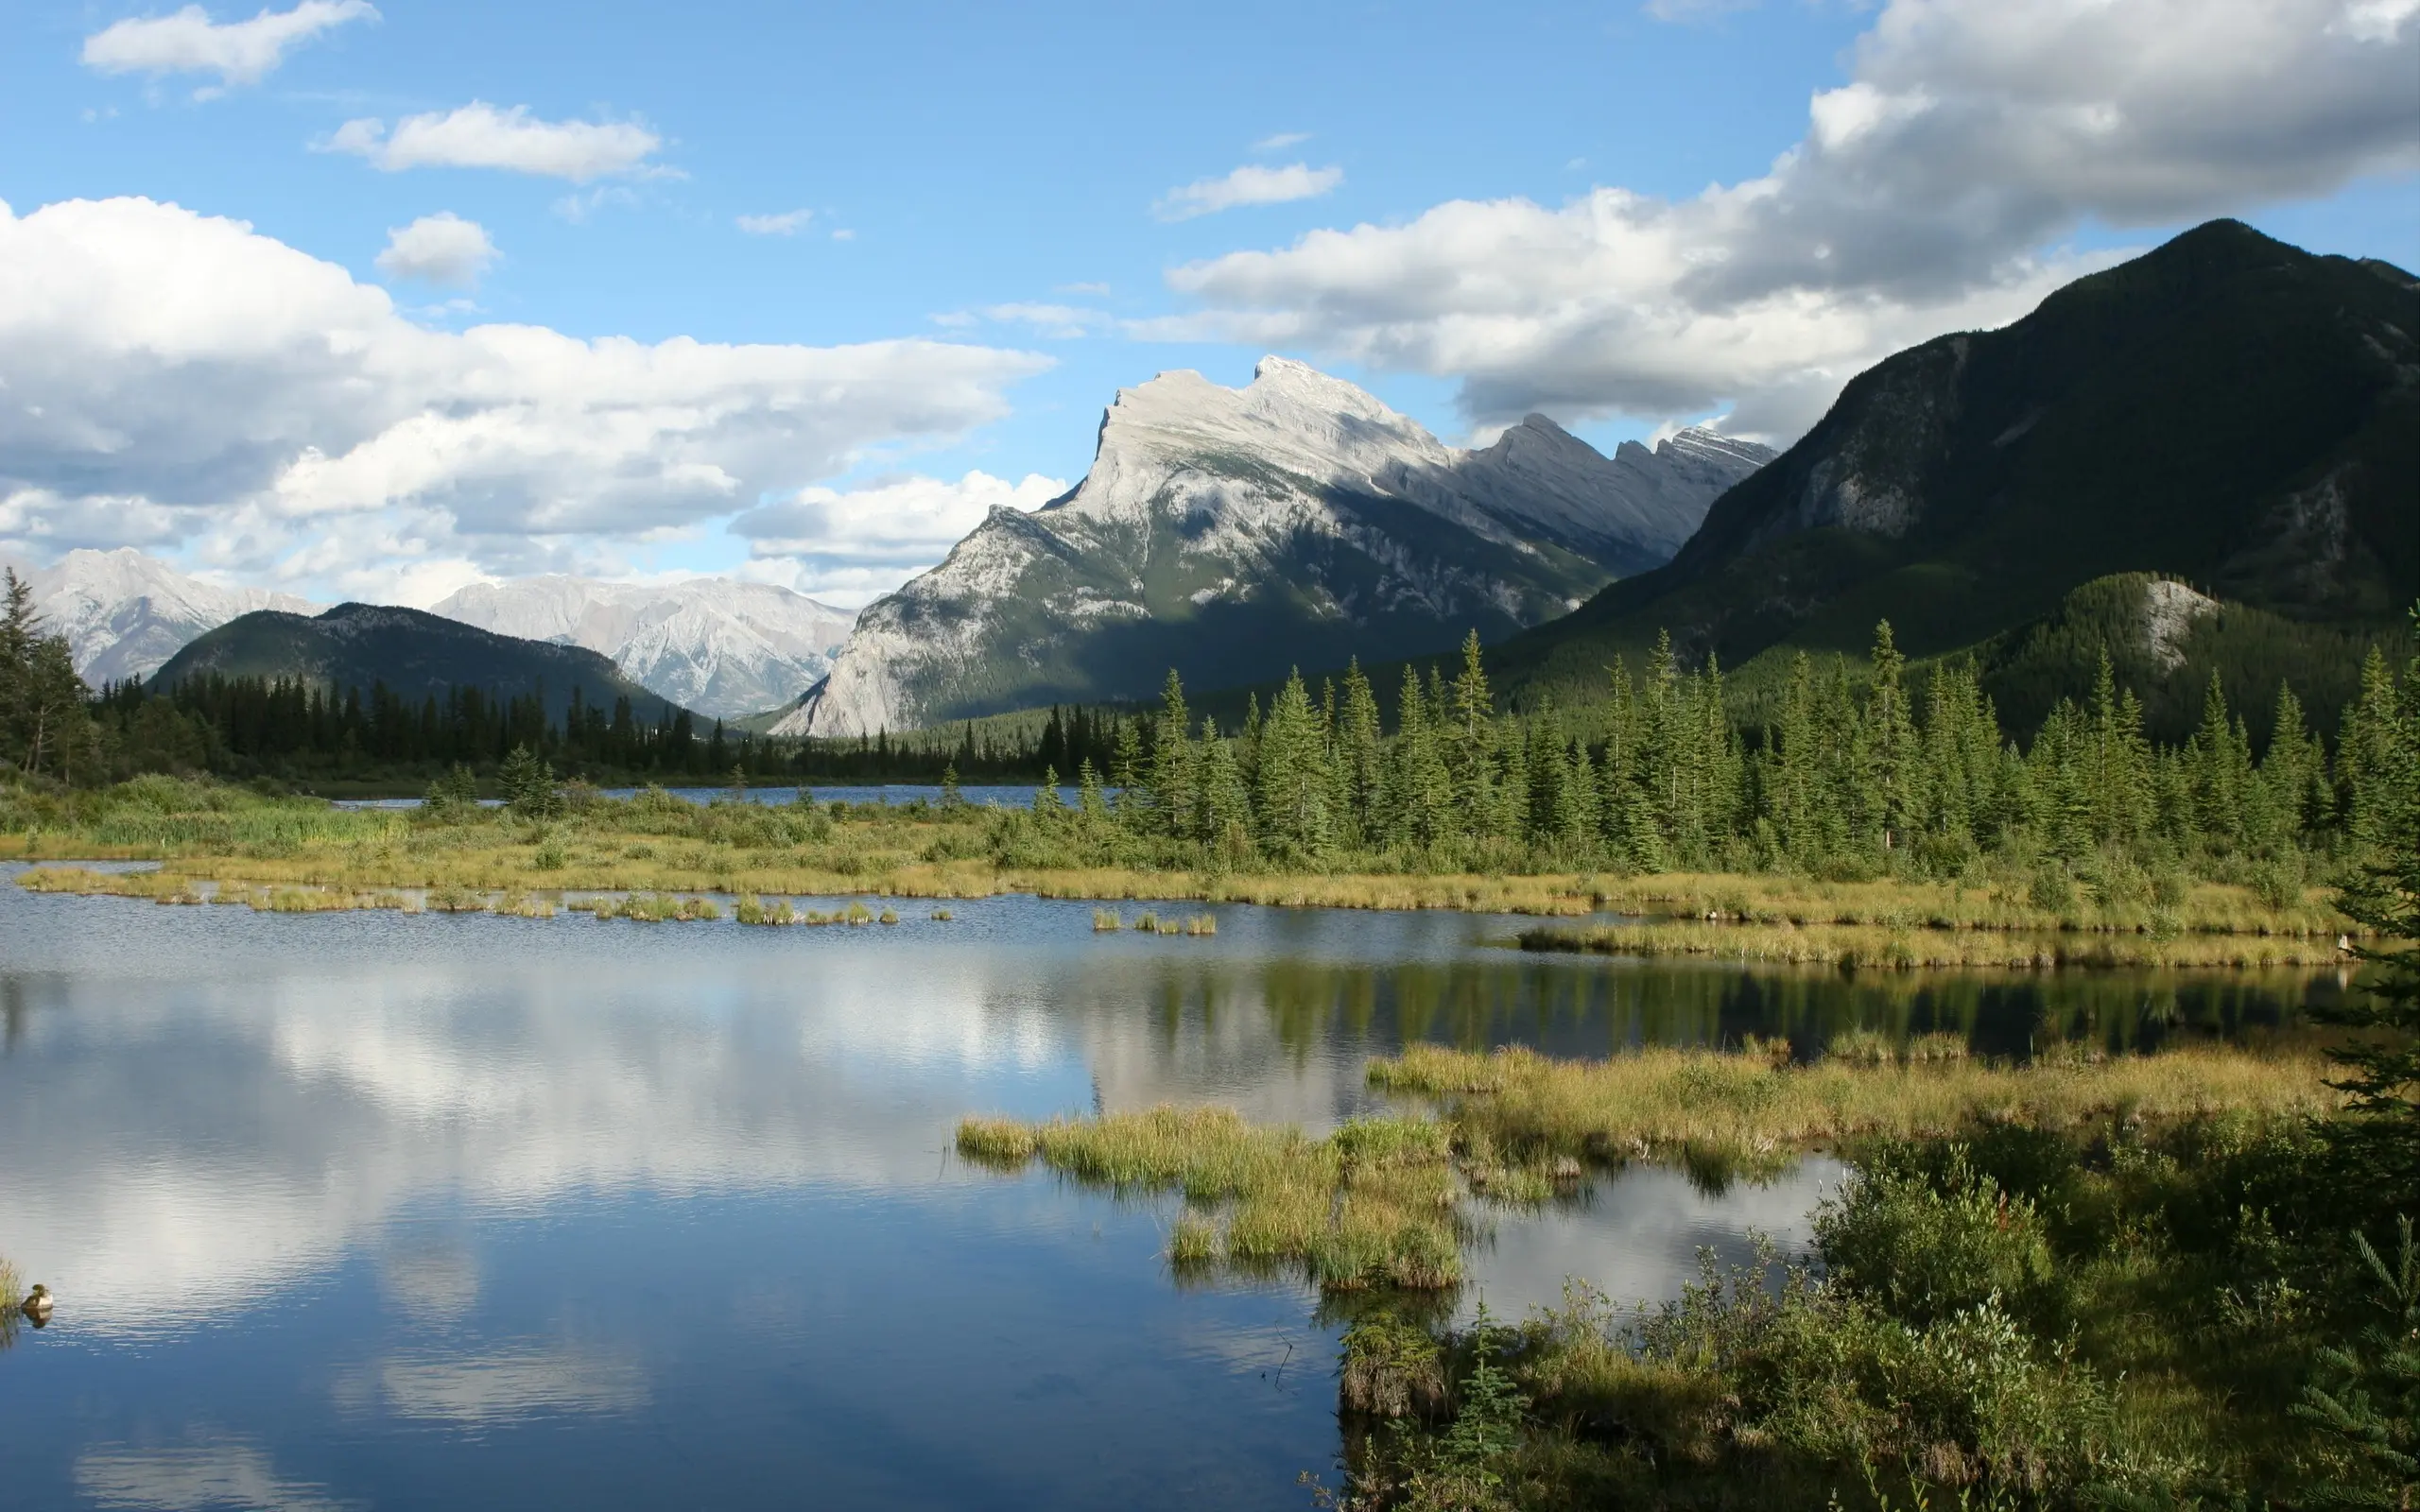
[
  {"x1": 954, "y1": 1106, "x2": 1463, "y2": 1292},
  {"x1": 592, "y1": 892, "x2": 720, "y2": 922},
  {"x1": 8, "y1": 782, "x2": 2350, "y2": 940},
  {"x1": 1519, "y1": 919, "x2": 2353, "y2": 969},
  {"x1": 1094, "y1": 907, "x2": 1122, "y2": 931},
  {"x1": 1367, "y1": 1042, "x2": 2338, "y2": 1184}
]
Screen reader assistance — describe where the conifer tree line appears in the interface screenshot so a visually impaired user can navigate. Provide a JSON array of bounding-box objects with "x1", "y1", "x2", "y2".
[{"x1": 1028, "y1": 623, "x2": 2414, "y2": 882}]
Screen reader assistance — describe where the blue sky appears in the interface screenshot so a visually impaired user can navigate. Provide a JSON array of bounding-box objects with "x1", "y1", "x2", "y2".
[{"x1": 2, "y1": 0, "x2": 2414, "y2": 605}]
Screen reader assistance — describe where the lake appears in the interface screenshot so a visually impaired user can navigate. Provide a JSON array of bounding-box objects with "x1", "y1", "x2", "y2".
[{"x1": 0, "y1": 873, "x2": 2344, "y2": 1509}]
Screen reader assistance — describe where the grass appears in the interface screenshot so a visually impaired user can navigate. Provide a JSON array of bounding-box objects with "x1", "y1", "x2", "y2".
[
  {"x1": 956, "y1": 1106, "x2": 1463, "y2": 1292},
  {"x1": 1519, "y1": 918, "x2": 2356, "y2": 970},
  {"x1": 1367, "y1": 1040, "x2": 2337, "y2": 1183},
  {"x1": 1329, "y1": 1113, "x2": 2405, "y2": 1511},
  {"x1": 952, "y1": 1042, "x2": 2338, "y2": 1297},
  {"x1": 0, "y1": 778, "x2": 2355, "y2": 940}
]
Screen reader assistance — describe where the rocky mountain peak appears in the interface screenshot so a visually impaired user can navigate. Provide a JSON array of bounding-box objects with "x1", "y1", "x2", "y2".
[{"x1": 782, "y1": 357, "x2": 1776, "y2": 737}]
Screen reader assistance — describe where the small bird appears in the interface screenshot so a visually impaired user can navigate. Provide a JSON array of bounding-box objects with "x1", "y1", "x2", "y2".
[{"x1": 21, "y1": 1284, "x2": 52, "y2": 1324}]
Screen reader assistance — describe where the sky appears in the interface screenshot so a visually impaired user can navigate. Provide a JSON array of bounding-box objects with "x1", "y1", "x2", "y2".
[{"x1": 1, "y1": 0, "x2": 2414, "y2": 610}]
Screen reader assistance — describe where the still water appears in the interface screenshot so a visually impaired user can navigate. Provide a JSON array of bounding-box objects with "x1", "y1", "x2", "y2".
[{"x1": 0, "y1": 875, "x2": 2339, "y2": 1509}]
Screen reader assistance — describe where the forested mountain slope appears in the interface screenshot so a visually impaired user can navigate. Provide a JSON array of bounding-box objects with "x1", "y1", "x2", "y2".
[
  {"x1": 1488, "y1": 219, "x2": 2418, "y2": 710},
  {"x1": 154, "y1": 604, "x2": 690, "y2": 726}
]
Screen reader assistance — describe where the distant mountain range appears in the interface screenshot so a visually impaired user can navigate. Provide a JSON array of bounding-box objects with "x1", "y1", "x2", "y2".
[
  {"x1": 784, "y1": 356, "x2": 1771, "y2": 735},
  {"x1": 1489, "y1": 218, "x2": 2419, "y2": 709},
  {"x1": 12, "y1": 551, "x2": 851, "y2": 721},
  {"x1": 12, "y1": 548, "x2": 320, "y2": 685},
  {"x1": 429, "y1": 576, "x2": 855, "y2": 721},
  {"x1": 155, "y1": 603, "x2": 687, "y2": 725}
]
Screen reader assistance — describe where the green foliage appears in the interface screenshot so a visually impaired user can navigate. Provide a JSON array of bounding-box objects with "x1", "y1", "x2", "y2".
[
  {"x1": 1037, "y1": 606, "x2": 2400, "y2": 894},
  {"x1": 0, "y1": 568, "x2": 100, "y2": 783},
  {"x1": 2316, "y1": 612, "x2": 2420, "y2": 1214},
  {"x1": 1814, "y1": 1144, "x2": 2061, "y2": 1331},
  {"x1": 422, "y1": 763, "x2": 480, "y2": 818},
  {"x1": 2292, "y1": 1216, "x2": 2420, "y2": 1510},
  {"x1": 498, "y1": 745, "x2": 560, "y2": 817}
]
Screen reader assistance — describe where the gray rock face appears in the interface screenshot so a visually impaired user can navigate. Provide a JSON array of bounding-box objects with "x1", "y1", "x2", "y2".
[
  {"x1": 784, "y1": 357, "x2": 1770, "y2": 736},
  {"x1": 10, "y1": 548, "x2": 319, "y2": 685},
  {"x1": 431, "y1": 576, "x2": 856, "y2": 721}
]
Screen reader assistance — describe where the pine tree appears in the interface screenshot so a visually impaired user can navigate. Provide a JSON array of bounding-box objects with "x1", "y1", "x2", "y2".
[
  {"x1": 2318, "y1": 617, "x2": 2420, "y2": 1214},
  {"x1": 1253, "y1": 670, "x2": 1332, "y2": 860},
  {"x1": 1445, "y1": 630, "x2": 1495, "y2": 838},
  {"x1": 1339, "y1": 659, "x2": 1384, "y2": 845},
  {"x1": 1385, "y1": 664, "x2": 1452, "y2": 852},
  {"x1": 499, "y1": 744, "x2": 560, "y2": 817},
  {"x1": 1149, "y1": 671, "x2": 1196, "y2": 840},
  {"x1": 1195, "y1": 719, "x2": 1253, "y2": 859},
  {"x1": 1033, "y1": 765, "x2": 1066, "y2": 816},
  {"x1": 0, "y1": 568, "x2": 93, "y2": 782},
  {"x1": 1865, "y1": 622, "x2": 1916, "y2": 854},
  {"x1": 1109, "y1": 716, "x2": 1147, "y2": 828}
]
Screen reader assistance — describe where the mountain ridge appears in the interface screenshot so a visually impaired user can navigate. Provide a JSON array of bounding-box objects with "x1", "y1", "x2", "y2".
[
  {"x1": 429, "y1": 576, "x2": 856, "y2": 721},
  {"x1": 785, "y1": 356, "x2": 1772, "y2": 735},
  {"x1": 1486, "y1": 218, "x2": 2419, "y2": 706},
  {"x1": 155, "y1": 602, "x2": 692, "y2": 726},
  {"x1": 12, "y1": 548, "x2": 320, "y2": 685}
]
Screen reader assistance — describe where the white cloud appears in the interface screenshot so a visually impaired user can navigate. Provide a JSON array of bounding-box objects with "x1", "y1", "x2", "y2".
[
  {"x1": 374, "y1": 212, "x2": 495, "y2": 287},
  {"x1": 325, "y1": 102, "x2": 664, "y2": 181},
  {"x1": 730, "y1": 470, "x2": 1065, "y2": 605},
  {"x1": 830, "y1": 228, "x2": 856, "y2": 242},
  {"x1": 82, "y1": 1, "x2": 376, "y2": 88},
  {"x1": 1157, "y1": 0, "x2": 2420, "y2": 440},
  {"x1": 1252, "y1": 131, "x2": 1312, "y2": 151},
  {"x1": 0, "y1": 196, "x2": 1049, "y2": 594},
  {"x1": 1152, "y1": 163, "x2": 1343, "y2": 221},
  {"x1": 736, "y1": 208, "x2": 812, "y2": 235},
  {"x1": 1055, "y1": 281, "x2": 1111, "y2": 296}
]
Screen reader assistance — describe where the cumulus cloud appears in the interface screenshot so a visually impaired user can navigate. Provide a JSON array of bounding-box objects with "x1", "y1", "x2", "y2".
[
  {"x1": 82, "y1": 1, "x2": 376, "y2": 89},
  {"x1": 1157, "y1": 0, "x2": 2420, "y2": 439},
  {"x1": 0, "y1": 196, "x2": 1048, "y2": 593},
  {"x1": 325, "y1": 102, "x2": 664, "y2": 180},
  {"x1": 735, "y1": 208, "x2": 812, "y2": 235},
  {"x1": 1153, "y1": 163, "x2": 1343, "y2": 221},
  {"x1": 730, "y1": 470, "x2": 1065, "y2": 604},
  {"x1": 373, "y1": 212, "x2": 495, "y2": 287}
]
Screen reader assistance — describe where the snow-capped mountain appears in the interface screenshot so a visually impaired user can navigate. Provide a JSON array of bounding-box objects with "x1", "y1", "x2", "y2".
[
  {"x1": 783, "y1": 356, "x2": 1772, "y2": 736},
  {"x1": 430, "y1": 576, "x2": 856, "y2": 721},
  {"x1": 9, "y1": 548, "x2": 319, "y2": 685}
]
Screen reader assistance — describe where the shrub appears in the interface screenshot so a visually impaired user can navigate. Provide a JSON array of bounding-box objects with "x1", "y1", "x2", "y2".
[{"x1": 1814, "y1": 1145, "x2": 2059, "y2": 1330}]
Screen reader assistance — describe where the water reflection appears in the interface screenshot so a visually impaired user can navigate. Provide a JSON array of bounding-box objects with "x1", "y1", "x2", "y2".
[{"x1": 0, "y1": 876, "x2": 2341, "y2": 1510}]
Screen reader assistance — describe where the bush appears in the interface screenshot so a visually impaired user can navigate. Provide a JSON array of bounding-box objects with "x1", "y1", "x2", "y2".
[
  {"x1": 2028, "y1": 860, "x2": 2077, "y2": 914},
  {"x1": 1814, "y1": 1145, "x2": 2059, "y2": 1330}
]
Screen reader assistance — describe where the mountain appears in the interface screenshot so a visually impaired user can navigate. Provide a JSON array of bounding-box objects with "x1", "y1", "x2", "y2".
[
  {"x1": 428, "y1": 576, "x2": 855, "y2": 722},
  {"x1": 154, "y1": 603, "x2": 690, "y2": 725},
  {"x1": 1491, "y1": 219, "x2": 2420, "y2": 708},
  {"x1": 782, "y1": 356, "x2": 1772, "y2": 735},
  {"x1": 9, "y1": 548, "x2": 319, "y2": 685},
  {"x1": 1951, "y1": 573, "x2": 2412, "y2": 747}
]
